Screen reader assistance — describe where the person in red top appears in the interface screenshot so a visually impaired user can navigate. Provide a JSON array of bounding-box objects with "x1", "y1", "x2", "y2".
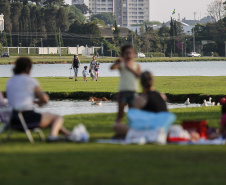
[{"x1": 220, "y1": 97, "x2": 226, "y2": 139}]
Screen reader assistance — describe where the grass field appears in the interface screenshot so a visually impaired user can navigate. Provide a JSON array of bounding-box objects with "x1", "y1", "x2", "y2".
[
  {"x1": 0, "y1": 56, "x2": 226, "y2": 65},
  {"x1": 1, "y1": 76, "x2": 226, "y2": 102},
  {"x1": 0, "y1": 106, "x2": 225, "y2": 185}
]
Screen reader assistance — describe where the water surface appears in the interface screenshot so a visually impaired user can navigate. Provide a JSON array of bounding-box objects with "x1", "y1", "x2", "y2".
[{"x1": 1, "y1": 61, "x2": 226, "y2": 77}]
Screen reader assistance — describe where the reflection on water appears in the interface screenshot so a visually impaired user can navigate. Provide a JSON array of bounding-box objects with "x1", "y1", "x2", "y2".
[
  {"x1": 35, "y1": 100, "x2": 199, "y2": 116},
  {"x1": 1, "y1": 61, "x2": 226, "y2": 77}
]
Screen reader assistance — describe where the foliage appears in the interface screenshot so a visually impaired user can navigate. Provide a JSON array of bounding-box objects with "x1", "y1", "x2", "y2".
[
  {"x1": 68, "y1": 20, "x2": 101, "y2": 46},
  {"x1": 90, "y1": 17, "x2": 105, "y2": 27},
  {"x1": 75, "y1": 4, "x2": 91, "y2": 14},
  {"x1": 90, "y1": 13, "x2": 115, "y2": 25}
]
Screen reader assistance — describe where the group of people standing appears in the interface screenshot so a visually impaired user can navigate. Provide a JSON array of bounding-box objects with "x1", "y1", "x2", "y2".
[{"x1": 71, "y1": 55, "x2": 100, "y2": 81}]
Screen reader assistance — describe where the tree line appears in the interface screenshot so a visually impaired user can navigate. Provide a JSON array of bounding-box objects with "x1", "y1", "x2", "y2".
[{"x1": 0, "y1": 0, "x2": 226, "y2": 57}]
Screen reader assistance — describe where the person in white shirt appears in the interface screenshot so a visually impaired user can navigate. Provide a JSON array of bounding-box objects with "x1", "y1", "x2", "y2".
[
  {"x1": 82, "y1": 66, "x2": 88, "y2": 81},
  {"x1": 6, "y1": 57, "x2": 71, "y2": 141}
]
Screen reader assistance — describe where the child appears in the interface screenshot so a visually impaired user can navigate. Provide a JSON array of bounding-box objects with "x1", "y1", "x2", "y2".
[
  {"x1": 82, "y1": 66, "x2": 88, "y2": 81},
  {"x1": 110, "y1": 44, "x2": 141, "y2": 135},
  {"x1": 220, "y1": 97, "x2": 226, "y2": 138},
  {"x1": 95, "y1": 62, "x2": 100, "y2": 81}
]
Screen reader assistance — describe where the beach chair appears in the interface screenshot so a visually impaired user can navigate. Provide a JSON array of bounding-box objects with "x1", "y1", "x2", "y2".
[{"x1": 0, "y1": 96, "x2": 45, "y2": 143}]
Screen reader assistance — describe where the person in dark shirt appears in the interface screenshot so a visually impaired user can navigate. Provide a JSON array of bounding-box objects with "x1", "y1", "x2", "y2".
[
  {"x1": 71, "y1": 54, "x2": 81, "y2": 81},
  {"x1": 133, "y1": 71, "x2": 168, "y2": 112}
]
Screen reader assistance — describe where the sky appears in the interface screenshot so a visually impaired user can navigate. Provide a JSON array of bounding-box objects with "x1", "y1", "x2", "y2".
[{"x1": 64, "y1": 0, "x2": 214, "y2": 22}]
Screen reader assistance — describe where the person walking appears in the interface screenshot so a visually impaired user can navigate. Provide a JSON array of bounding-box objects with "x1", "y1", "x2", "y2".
[
  {"x1": 90, "y1": 56, "x2": 97, "y2": 81},
  {"x1": 71, "y1": 54, "x2": 81, "y2": 81},
  {"x1": 95, "y1": 62, "x2": 100, "y2": 81}
]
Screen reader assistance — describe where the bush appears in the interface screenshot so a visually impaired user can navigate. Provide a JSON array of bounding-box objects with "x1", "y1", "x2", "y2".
[{"x1": 145, "y1": 52, "x2": 165, "y2": 57}]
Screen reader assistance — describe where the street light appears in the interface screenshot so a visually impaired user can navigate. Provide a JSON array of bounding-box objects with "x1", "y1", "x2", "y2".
[
  {"x1": 225, "y1": 41, "x2": 226, "y2": 58},
  {"x1": 101, "y1": 42, "x2": 103, "y2": 59},
  {"x1": 19, "y1": 43, "x2": 21, "y2": 56}
]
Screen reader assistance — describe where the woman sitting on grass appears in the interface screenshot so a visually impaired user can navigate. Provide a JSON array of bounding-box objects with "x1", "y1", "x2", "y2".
[
  {"x1": 6, "y1": 57, "x2": 71, "y2": 141},
  {"x1": 113, "y1": 71, "x2": 168, "y2": 137}
]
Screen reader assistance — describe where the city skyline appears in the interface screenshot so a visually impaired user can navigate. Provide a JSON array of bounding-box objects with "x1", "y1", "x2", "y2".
[{"x1": 66, "y1": 0, "x2": 214, "y2": 22}]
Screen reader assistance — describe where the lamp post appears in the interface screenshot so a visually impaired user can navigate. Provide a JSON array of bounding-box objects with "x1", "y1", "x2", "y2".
[
  {"x1": 225, "y1": 41, "x2": 226, "y2": 57},
  {"x1": 41, "y1": 38, "x2": 43, "y2": 57},
  {"x1": 101, "y1": 42, "x2": 103, "y2": 59},
  {"x1": 19, "y1": 43, "x2": 21, "y2": 56}
]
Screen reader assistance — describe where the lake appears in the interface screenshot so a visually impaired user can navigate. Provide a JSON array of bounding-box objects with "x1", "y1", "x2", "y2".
[
  {"x1": 36, "y1": 100, "x2": 199, "y2": 116},
  {"x1": 0, "y1": 61, "x2": 226, "y2": 77}
]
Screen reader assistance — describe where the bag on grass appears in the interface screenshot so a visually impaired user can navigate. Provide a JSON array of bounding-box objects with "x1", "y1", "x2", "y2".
[
  {"x1": 182, "y1": 120, "x2": 208, "y2": 139},
  {"x1": 70, "y1": 124, "x2": 89, "y2": 142},
  {"x1": 167, "y1": 125, "x2": 191, "y2": 142},
  {"x1": 126, "y1": 108, "x2": 176, "y2": 144}
]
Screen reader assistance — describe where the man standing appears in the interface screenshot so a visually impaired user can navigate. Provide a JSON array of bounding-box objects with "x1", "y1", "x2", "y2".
[{"x1": 71, "y1": 54, "x2": 81, "y2": 81}]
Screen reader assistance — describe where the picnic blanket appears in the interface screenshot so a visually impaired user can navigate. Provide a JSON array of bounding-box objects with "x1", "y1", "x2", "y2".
[{"x1": 96, "y1": 137, "x2": 226, "y2": 145}]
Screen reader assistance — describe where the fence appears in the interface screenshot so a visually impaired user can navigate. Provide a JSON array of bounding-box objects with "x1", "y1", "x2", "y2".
[{"x1": 3, "y1": 46, "x2": 101, "y2": 56}]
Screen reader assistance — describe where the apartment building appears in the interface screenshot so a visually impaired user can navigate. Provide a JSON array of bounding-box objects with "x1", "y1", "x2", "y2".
[
  {"x1": 89, "y1": 0, "x2": 114, "y2": 14},
  {"x1": 72, "y1": 0, "x2": 150, "y2": 26},
  {"x1": 117, "y1": 0, "x2": 150, "y2": 27}
]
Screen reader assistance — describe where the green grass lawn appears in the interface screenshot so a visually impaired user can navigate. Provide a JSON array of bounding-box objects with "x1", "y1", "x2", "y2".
[
  {"x1": 0, "y1": 56, "x2": 225, "y2": 65},
  {"x1": 0, "y1": 107, "x2": 226, "y2": 185},
  {"x1": 1, "y1": 76, "x2": 226, "y2": 98}
]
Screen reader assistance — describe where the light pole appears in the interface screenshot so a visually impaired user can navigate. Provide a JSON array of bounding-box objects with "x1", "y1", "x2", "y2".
[
  {"x1": 41, "y1": 38, "x2": 43, "y2": 57},
  {"x1": 193, "y1": 27, "x2": 195, "y2": 52},
  {"x1": 182, "y1": 42, "x2": 183, "y2": 57},
  {"x1": 185, "y1": 39, "x2": 187, "y2": 57},
  {"x1": 225, "y1": 41, "x2": 226, "y2": 57},
  {"x1": 58, "y1": 28, "x2": 61, "y2": 58},
  {"x1": 101, "y1": 42, "x2": 103, "y2": 59},
  {"x1": 19, "y1": 43, "x2": 21, "y2": 56}
]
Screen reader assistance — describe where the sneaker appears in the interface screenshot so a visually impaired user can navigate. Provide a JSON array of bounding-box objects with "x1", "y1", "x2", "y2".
[
  {"x1": 96, "y1": 79, "x2": 98, "y2": 81},
  {"x1": 75, "y1": 79, "x2": 77, "y2": 81}
]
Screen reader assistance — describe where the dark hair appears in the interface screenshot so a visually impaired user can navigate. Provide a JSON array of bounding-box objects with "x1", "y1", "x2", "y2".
[
  {"x1": 141, "y1": 71, "x2": 154, "y2": 89},
  {"x1": 13, "y1": 57, "x2": 33, "y2": 74},
  {"x1": 120, "y1": 44, "x2": 136, "y2": 57},
  {"x1": 222, "y1": 104, "x2": 226, "y2": 114}
]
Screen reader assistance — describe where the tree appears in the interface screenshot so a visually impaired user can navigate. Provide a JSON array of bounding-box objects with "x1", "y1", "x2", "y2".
[
  {"x1": 45, "y1": 7, "x2": 57, "y2": 32},
  {"x1": 90, "y1": 13, "x2": 115, "y2": 25},
  {"x1": 90, "y1": 17, "x2": 105, "y2": 27},
  {"x1": 0, "y1": 43, "x2": 3, "y2": 54},
  {"x1": 0, "y1": 0, "x2": 12, "y2": 32},
  {"x1": 44, "y1": 0, "x2": 65, "y2": 7},
  {"x1": 68, "y1": 5, "x2": 86, "y2": 23},
  {"x1": 56, "y1": 7, "x2": 69, "y2": 31},
  {"x1": 54, "y1": 30, "x2": 59, "y2": 47},
  {"x1": 9, "y1": 32, "x2": 13, "y2": 47},
  {"x1": 10, "y1": 2, "x2": 23, "y2": 32},
  {"x1": 2, "y1": 32, "x2": 8, "y2": 47},
  {"x1": 207, "y1": 0, "x2": 225, "y2": 22},
  {"x1": 75, "y1": 4, "x2": 91, "y2": 14}
]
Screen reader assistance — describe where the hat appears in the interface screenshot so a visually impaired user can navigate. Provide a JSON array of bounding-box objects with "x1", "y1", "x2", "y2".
[{"x1": 74, "y1": 54, "x2": 78, "y2": 57}]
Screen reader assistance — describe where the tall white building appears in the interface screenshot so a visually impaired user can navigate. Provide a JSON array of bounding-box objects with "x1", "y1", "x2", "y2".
[
  {"x1": 0, "y1": 14, "x2": 4, "y2": 32},
  {"x1": 72, "y1": 0, "x2": 150, "y2": 26},
  {"x1": 116, "y1": 0, "x2": 150, "y2": 27}
]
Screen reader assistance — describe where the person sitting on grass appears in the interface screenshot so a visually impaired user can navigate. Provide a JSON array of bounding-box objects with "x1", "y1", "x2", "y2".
[
  {"x1": 111, "y1": 44, "x2": 141, "y2": 135},
  {"x1": 82, "y1": 66, "x2": 88, "y2": 81},
  {"x1": 6, "y1": 57, "x2": 71, "y2": 142},
  {"x1": 113, "y1": 71, "x2": 168, "y2": 137}
]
